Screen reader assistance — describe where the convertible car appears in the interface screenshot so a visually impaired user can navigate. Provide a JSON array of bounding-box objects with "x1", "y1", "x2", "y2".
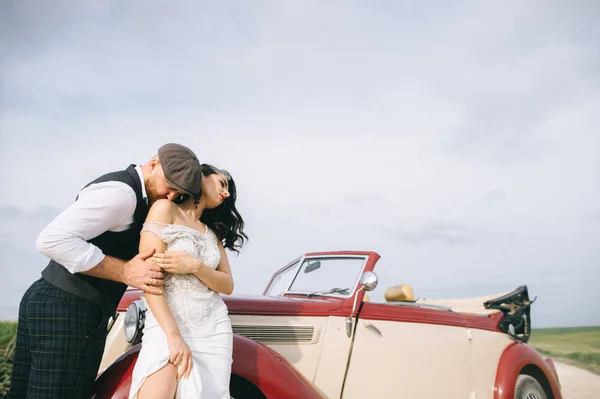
[{"x1": 93, "y1": 251, "x2": 562, "y2": 399}]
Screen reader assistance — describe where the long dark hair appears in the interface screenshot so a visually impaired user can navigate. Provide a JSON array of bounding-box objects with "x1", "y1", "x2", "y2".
[{"x1": 199, "y1": 164, "x2": 247, "y2": 253}]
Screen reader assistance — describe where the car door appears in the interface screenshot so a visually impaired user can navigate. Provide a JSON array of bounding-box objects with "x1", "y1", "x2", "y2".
[
  {"x1": 342, "y1": 302, "x2": 472, "y2": 399},
  {"x1": 261, "y1": 251, "x2": 383, "y2": 399}
]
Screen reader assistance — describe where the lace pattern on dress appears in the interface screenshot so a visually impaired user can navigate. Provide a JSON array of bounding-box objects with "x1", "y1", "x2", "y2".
[
  {"x1": 140, "y1": 222, "x2": 228, "y2": 337},
  {"x1": 140, "y1": 221, "x2": 169, "y2": 240}
]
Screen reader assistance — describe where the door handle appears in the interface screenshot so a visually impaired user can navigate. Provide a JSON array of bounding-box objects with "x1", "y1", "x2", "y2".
[{"x1": 364, "y1": 322, "x2": 382, "y2": 337}]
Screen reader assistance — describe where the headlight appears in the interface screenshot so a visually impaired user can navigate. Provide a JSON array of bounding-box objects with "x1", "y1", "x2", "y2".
[{"x1": 124, "y1": 300, "x2": 146, "y2": 344}]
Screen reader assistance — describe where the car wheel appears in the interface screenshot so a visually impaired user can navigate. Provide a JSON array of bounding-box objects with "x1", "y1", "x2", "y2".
[{"x1": 514, "y1": 374, "x2": 547, "y2": 399}]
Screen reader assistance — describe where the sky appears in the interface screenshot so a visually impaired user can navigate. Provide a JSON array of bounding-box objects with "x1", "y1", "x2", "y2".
[{"x1": 1, "y1": 1, "x2": 599, "y2": 328}]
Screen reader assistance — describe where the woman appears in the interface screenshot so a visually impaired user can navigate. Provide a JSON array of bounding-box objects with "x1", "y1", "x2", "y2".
[{"x1": 129, "y1": 164, "x2": 247, "y2": 399}]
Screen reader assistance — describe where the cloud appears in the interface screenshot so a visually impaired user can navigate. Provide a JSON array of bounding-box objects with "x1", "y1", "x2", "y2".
[
  {"x1": 341, "y1": 194, "x2": 389, "y2": 206},
  {"x1": 0, "y1": 205, "x2": 61, "y2": 320},
  {"x1": 483, "y1": 190, "x2": 506, "y2": 202},
  {"x1": 1, "y1": 1, "x2": 599, "y2": 327},
  {"x1": 381, "y1": 220, "x2": 477, "y2": 245},
  {"x1": 0, "y1": 205, "x2": 61, "y2": 251}
]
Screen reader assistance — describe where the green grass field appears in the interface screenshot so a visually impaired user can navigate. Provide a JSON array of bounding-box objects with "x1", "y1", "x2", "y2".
[
  {"x1": 530, "y1": 326, "x2": 600, "y2": 375},
  {"x1": 0, "y1": 322, "x2": 17, "y2": 348},
  {"x1": 0, "y1": 321, "x2": 17, "y2": 396}
]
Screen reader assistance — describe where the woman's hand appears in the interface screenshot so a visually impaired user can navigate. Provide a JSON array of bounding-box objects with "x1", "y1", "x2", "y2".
[
  {"x1": 152, "y1": 251, "x2": 202, "y2": 275},
  {"x1": 167, "y1": 334, "x2": 193, "y2": 379}
]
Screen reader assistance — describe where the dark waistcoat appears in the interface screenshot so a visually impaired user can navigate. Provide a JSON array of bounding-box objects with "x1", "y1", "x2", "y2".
[{"x1": 41, "y1": 165, "x2": 149, "y2": 312}]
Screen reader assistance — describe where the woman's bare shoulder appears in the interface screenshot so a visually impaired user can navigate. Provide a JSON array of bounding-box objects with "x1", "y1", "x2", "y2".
[{"x1": 146, "y1": 199, "x2": 176, "y2": 224}]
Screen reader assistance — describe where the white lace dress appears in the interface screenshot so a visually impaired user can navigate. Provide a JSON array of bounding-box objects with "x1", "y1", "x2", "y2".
[{"x1": 128, "y1": 222, "x2": 232, "y2": 399}]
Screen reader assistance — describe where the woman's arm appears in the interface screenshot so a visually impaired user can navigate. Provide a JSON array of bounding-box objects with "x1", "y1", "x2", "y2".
[
  {"x1": 192, "y1": 241, "x2": 234, "y2": 295},
  {"x1": 139, "y1": 199, "x2": 192, "y2": 379},
  {"x1": 153, "y1": 241, "x2": 234, "y2": 295}
]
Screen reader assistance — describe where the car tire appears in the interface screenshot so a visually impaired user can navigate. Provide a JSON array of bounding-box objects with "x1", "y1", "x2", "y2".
[
  {"x1": 229, "y1": 374, "x2": 266, "y2": 399},
  {"x1": 514, "y1": 374, "x2": 547, "y2": 399}
]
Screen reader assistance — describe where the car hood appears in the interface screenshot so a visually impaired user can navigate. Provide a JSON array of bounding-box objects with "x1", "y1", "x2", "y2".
[
  {"x1": 224, "y1": 294, "x2": 345, "y2": 316},
  {"x1": 119, "y1": 289, "x2": 344, "y2": 317}
]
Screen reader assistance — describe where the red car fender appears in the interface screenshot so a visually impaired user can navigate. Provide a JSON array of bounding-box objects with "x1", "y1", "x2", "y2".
[
  {"x1": 93, "y1": 345, "x2": 140, "y2": 399},
  {"x1": 494, "y1": 342, "x2": 562, "y2": 399},
  {"x1": 93, "y1": 335, "x2": 323, "y2": 399},
  {"x1": 231, "y1": 334, "x2": 324, "y2": 399}
]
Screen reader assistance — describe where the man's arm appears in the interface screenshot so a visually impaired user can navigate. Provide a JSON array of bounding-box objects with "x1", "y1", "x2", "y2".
[
  {"x1": 82, "y1": 255, "x2": 126, "y2": 279},
  {"x1": 36, "y1": 181, "x2": 137, "y2": 274},
  {"x1": 36, "y1": 181, "x2": 165, "y2": 294}
]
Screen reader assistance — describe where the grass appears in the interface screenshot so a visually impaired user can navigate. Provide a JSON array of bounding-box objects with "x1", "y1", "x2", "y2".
[
  {"x1": 0, "y1": 322, "x2": 17, "y2": 348},
  {"x1": 0, "y1": 321, "x2": 17, "y2": 396},
  {"x1": 530, "y1": 326, "x2": 600, "y2": 375}
]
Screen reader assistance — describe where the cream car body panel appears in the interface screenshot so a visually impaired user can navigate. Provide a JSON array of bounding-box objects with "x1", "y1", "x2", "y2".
[
  {"x1": 311, "y1": 316, "x2": 357, "y2": 399},
  {"x1": 469, "y1": 328, "x2": 513, "y2": 398},
  {"x1": 228, "y1": 314, "x2": 329, "y2": 383},
  {"x1": 99, "y1": 315, "x2": 128, "y2": 374},
  {"x1": 342, "y1": 320, "x2": 471, "y2": 399}
]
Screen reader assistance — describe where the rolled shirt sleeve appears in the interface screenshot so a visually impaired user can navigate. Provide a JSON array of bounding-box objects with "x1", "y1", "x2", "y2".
[{"x1": 35, "y1": 181, "x2": 138, "y2": 273}]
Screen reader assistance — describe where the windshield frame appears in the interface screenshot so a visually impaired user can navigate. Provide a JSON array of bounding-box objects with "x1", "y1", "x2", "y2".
[{"x1": 279, "y1": 254, "x2": 369, "y2": 299}]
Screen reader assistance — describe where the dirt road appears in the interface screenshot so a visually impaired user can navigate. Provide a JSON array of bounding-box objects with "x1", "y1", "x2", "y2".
[{"x1": 554, "y1": 361, "x2": 600, "y2": 399}]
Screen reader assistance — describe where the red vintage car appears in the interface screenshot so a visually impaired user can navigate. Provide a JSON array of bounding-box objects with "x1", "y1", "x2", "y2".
[{"x1": 93, "y1": 251, "x2": 562, "y2": 399}]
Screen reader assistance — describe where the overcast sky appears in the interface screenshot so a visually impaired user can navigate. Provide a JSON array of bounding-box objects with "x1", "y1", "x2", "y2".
[{"x1": 1, "y1": 1, "x2": 598, "y2": 328}]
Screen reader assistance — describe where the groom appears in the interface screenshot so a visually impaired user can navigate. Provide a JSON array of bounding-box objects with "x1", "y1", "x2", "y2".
[{"x1": 9, "y1": 143, "x2": 203, "y2": 399}]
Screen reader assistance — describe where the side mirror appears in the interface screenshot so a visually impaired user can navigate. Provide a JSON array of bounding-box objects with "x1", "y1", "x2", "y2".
[
  {"x1": 346, "y1": 271, "x2": 379, "y2": 338},
  {"x1": 360, "y1": 271, "x2": 378, "y2": 291}
]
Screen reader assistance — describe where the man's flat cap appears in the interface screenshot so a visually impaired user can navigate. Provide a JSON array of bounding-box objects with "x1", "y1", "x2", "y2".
[{"x1": 158, "y1": 143, "x2": 202, "y2": 197}]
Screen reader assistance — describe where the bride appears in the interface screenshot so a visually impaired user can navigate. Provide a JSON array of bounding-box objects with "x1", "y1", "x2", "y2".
[{"x1": 128, "y1": 164, "x2": 247, "y2": 399}]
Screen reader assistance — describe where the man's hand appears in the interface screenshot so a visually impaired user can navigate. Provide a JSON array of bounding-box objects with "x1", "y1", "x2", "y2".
[
  {"x1": 123, "y1": 248, "x2": 165, "y2": 295},
  {"x1": 152, "y1": 251, "x2": 202, "y2": 275}
]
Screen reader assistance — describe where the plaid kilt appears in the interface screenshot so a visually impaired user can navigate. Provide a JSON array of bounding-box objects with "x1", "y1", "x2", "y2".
[{"x1": 9, "y1": 278, "x2": 110, "y2": 399}]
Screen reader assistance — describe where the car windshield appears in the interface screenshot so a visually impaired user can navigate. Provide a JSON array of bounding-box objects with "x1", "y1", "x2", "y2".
[
  {"x1": 265, "y1": 256, "x2": 367, "y2": 298},
  {"x1": 264, "y1": 260, "x2": 301, "y2": 297}
]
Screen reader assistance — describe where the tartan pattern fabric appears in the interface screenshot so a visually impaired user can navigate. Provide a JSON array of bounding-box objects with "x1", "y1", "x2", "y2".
[{"x1": 9, "y1": 278, "x2": 110, "y2": 399}]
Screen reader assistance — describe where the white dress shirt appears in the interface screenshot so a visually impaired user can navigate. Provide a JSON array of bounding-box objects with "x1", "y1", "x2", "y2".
[{"x1": 36, "y1": 166, "x2": 148, "y2": 274}]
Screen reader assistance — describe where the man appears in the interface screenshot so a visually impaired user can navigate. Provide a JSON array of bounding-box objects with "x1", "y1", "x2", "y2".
[{"x1": 9, "y1": 143, "x2": 203, "y2": 399}]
